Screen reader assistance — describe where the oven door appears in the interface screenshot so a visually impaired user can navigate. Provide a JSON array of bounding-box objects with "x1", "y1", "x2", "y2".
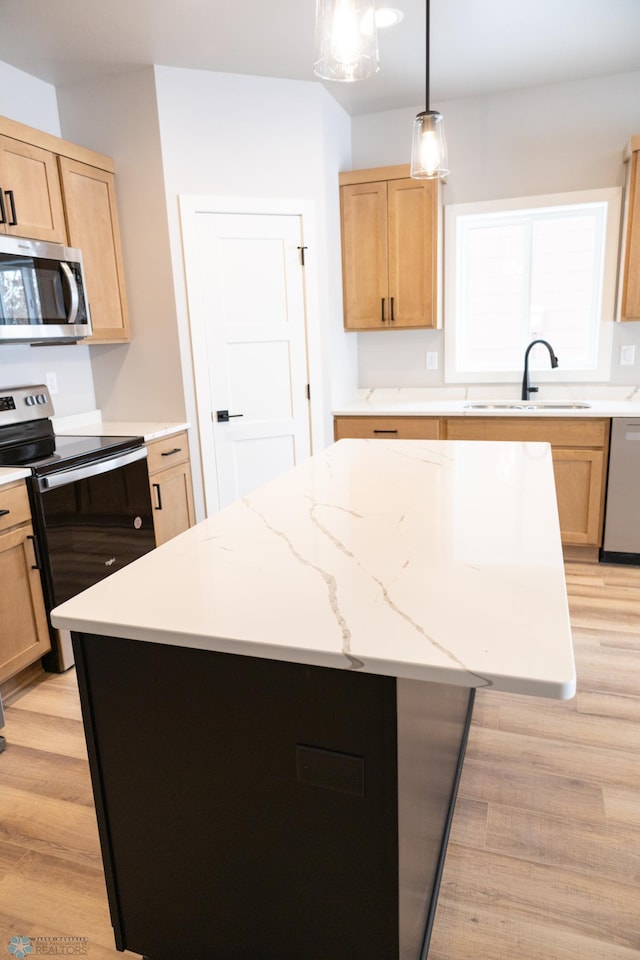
[{"x1": 33, "y1": 446, "x2": 156, "y2": 670}]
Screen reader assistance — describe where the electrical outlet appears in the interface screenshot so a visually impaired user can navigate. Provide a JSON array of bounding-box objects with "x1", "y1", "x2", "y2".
[
  {"x1": 620, "y1": 345, "x2": 636, "y2": 366},
  {"x1": 46, "y1": 372, "x2": 59, "y2": 395},
  {"x1": 426, "y1": 352, "x2": 438, "y2": 370}
]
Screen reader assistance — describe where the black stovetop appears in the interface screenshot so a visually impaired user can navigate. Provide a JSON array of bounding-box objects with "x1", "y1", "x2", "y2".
[{"x1": 0, "y1": 421, "x2": 144, "y2": 476}]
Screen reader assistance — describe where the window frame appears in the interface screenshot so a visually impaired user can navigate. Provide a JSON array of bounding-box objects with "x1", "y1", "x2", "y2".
[{"x1": 443, "y1": 187, "x2": 622, "y2": 384}]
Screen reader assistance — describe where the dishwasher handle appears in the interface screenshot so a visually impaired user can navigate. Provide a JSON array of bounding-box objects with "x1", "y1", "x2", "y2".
[{"x1": 37, "y1": 446, "x2": 148, "y2": 492}]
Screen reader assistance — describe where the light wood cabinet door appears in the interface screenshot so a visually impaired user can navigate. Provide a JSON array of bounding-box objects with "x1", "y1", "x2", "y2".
[
  {"x1": 150, "y1": 461, "x2": 196, "y2": 547},
  {"x1": 388, "y1": 178, "x2": 438, "y2": 328},
  {"x1": 0, "y1": 136, "x2": 67, "y2": 242},
  {"x1": 0, "y1": 484, "x2": 51, "y2": 684},
  {"x1": 551, "y1": 448, "x2": 605, "y2": 545},
  {"x1": 443, "y1": 416, "x2": 610, "y2": 547},
  {"x1": 334, "y1": 416, "x2": 441, "y2": 440},
  {"x1": 340, "y1": 169, "x2": 439, "y2": 330},
  {"x1": 147, "y1": 432, "x2": 195, "y2": 546},
  {"x1": 58, "y1": 157, "x2": 130, "y2": 342},
  {"x1": 621, "y1": 149, "x2": 640, "y2": 321},
  {"x1": 341, "y1": 180, "x2": 389, "y2": 329}
]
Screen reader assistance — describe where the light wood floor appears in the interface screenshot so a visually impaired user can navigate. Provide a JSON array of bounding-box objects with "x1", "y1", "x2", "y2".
[{"x1": 0, "y1": 559, "x2": 638, "y2": 959}]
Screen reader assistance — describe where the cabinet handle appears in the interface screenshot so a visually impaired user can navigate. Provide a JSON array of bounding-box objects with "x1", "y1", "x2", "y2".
[
  {"x1": 27, "y1": 533, "x2": 43, "y2": 571},
  {"x1": 152, "y1": 482, "x2": 162, "y2": 510},
  {"x1": 0, "y1": 189, "x2": 6, "y2": 225},
  {"x1": 161, "y1": 447, "x2": 182, "y2": 457},
  {"x1": 381, "y1": 298, "x2": 386, "y2": 324},
  {"x1": 390, "y1": 297, "x2": 395, "y2": 323},
  {"x1": 5, "y1": 190, "x2": 17, "y2": 226},
  {"x1": 373, "y1": 429, "x2": 398, "y2": 434}
]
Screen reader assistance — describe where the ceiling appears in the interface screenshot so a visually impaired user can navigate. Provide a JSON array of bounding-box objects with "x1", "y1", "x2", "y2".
[{"x1": 0, "y1": 0, "x2": 639, "y2": 117}]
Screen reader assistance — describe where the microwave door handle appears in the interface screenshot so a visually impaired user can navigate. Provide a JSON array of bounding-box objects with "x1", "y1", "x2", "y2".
[
  {"x1": 38, "y1": 446, "x2": 148, "y2": 492},
  {"x1": 60, "y1": 261, "x2": 79, "y2": 324}
]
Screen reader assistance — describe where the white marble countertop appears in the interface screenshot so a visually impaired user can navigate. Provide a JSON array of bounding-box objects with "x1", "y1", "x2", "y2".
[
  {"x1": 0, "y1": 466, "x2": 30, "y2": 487},
  {"x1": 51, "y1": 438, "x2": 575, "y2": 700},
  {"x1": 52, "y1": 411, "x2": 189, "y2": 442},
  {"x1": 333, "y1": 387, "x2": 640, "y2": 418}
]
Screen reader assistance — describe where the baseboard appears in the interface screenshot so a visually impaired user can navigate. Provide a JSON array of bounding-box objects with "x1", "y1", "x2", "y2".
[{"x1": 0, "y1": 661, "x2": 47, "y2": 706}]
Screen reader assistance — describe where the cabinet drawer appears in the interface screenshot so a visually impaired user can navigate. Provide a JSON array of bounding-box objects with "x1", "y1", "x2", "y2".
[
  {"x1": 444, "y1": 417, "x2": 608, "y2": 447},
  {"x1": 147, "y1": 431, "x2": 190, "y2": 475},
  {"x1": 334, "y1": 416, "x2": 441, "y2": 440},
  {"x1": 0, "y1": 482, "x2": 31, "y2": 532}
]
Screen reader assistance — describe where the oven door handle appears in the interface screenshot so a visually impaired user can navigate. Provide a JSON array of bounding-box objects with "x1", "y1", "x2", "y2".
[{"x1": 37, "y1": 446, "x2": 148, "y2": 491}]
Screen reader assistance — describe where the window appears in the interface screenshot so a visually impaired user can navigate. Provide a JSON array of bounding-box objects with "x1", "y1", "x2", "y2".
[{"x1": 444, "y1": 188, "x2": 622, "y2": 383}]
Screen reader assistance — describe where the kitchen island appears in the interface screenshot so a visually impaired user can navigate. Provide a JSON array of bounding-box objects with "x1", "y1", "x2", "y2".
[{"x1": 51, "y1": 439, "x2": 575, "y2": 960}]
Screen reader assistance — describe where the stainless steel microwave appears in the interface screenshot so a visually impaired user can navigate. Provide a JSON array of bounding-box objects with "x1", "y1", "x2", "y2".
[{"x1": 0, "y1": 235, "x2": 92, "y2": 344}]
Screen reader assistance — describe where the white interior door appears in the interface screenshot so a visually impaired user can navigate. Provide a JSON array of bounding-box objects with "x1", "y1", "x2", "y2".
[{"x1": 194, "y1": 211, "x2": 311, "y2": 509}]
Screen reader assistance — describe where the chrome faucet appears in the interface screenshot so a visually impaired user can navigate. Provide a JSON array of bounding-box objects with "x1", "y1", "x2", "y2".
[{"x1": 521, "y1": 339, "x2": 559, "y2": 401}]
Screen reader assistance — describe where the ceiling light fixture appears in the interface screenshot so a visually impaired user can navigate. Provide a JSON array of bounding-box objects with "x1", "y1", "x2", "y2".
[
  {"x1": 313, "y1": 0, "x2": 380, "y2": 82},
  {"x1": 410, "y1": 0, "x2": 448, "y2": 179}
]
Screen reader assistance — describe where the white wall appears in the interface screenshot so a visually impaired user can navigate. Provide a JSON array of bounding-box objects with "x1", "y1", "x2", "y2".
[
  {"x1": 152, "y1": 66, "x2": 354, "y2": 513},
  {"x1": 352, "y1": 70, "x2": 640, "y2": 388},
  {"x1": 0, "y1": 61, "x2": 97, "y2": 417},
  {"x1": 56, "y1": 68, "x2": 186, "y2": 422}
]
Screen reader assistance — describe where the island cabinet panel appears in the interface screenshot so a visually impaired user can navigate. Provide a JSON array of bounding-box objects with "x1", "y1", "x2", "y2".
[
  {"x1": 0, "y1": 135, "x2": 67, "y2": 242},
  {"x1": 146, "y1": 431, "x2": 195, "y2": 546},
  {"x1": 73, "y1": 632, "x2": 473, "y2": 960},
  {"x1": 0, "y1": 482, "x2": 51, "y2": 683},
  {"x1": 621, "y1": 144, "x2": 640, "y2": 321},
  {"x1": 340, "y1": 165, "x2": 438, "y2": 330},
  {"x1": 58, "y1": 157, "x2": 130, "y2": 343},
  {"x1": 334, "y1": 415, "x2": 442, "y2": 440},
  {"x1": 444, "y1": 417, "x2": 610, "y2": 546}
]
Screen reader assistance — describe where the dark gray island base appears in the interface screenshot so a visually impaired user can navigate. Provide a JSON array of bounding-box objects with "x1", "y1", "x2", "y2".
[{"x1": 73, "y1": 631, "x2": 474, "y2": 960}]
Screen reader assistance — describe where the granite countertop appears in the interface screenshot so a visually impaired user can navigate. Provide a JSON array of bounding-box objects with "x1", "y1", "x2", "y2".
[
  {"x1": 51, "y1": 438, "x2": 575, "y2": 700},
  {"x1": 53, "y1": 411, "x2": 189, "y2": 441},
  {"x1": 333, "y1": 387, "x2": 640, "y2": 418},
  {"x1": 0, "y1": 466, "x2": 31, "y2": 487}
]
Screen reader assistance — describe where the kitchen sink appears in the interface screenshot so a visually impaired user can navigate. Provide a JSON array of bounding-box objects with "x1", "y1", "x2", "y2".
[{"x1": 463, "y1": 401, "x2": 592, "y2": 411}]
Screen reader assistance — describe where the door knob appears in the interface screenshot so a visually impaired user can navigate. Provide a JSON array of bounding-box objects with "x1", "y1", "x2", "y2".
[{"x1": 216, "y1": 410, "x2": 244, "y2": 422}]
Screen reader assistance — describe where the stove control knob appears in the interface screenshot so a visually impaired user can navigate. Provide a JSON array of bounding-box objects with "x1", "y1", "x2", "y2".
[
  {"x1": 36, "y1": 394, "x2": 47, "y2": 404},
  {"x1": 25, "y1": 395, "x2": 36, "y2": 406}
]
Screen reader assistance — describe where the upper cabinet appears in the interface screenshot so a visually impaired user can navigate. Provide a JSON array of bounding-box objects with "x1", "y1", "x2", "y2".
[
  {"x1": 0, "y1": 115, "x2": 131, "y2": 343},
  {"x1": 620, "y1": 135, "x2": 640, "y2": 322},
  {"x1": 59, "y1": 158, "x2": 130, "y2": 342},
  {"x1": 0, "y1": 136, "x2": 67, "y2": 243},
  {"x1": 339, "y1": 165, "x2": 439, "y2": 330}
]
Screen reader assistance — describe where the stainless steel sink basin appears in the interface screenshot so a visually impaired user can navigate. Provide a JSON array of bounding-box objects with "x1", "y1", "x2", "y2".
[{"x1": 463, "y1": 401, "x2": 592, "y2": 411}]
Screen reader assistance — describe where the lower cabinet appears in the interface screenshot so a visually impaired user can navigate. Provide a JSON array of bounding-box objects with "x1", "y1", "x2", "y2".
[
  {"x1": 0, "y1": 481, "x2": 51, "y2": 684},
  {"x1": 147, "y1": 432, "x2": 196, "y2": 547},
  {"x1": 334, "y1": 416, "x2": 441, "y2": 440},
  {"x1": 334, "y1": 415, "x2": 610, "y2": 548},
  {"x1": 444, "y1": 417, "x2": 610, "y2": 547}
]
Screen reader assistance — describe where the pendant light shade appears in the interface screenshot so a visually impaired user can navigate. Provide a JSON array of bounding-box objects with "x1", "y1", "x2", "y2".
[
  {"x1": 314, "y1": 0, "x2": 379, "y2": 82},
  {"x1": 410, "y1": 109, "x2": 448, "y2": 179},
  {"x1": 410, "y1": 0, "x2": 448, "y2": 179}
]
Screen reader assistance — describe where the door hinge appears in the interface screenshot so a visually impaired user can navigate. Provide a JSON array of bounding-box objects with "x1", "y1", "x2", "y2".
[{"x1": 297, "y1": 245, "x2": 308, "y2": 266}]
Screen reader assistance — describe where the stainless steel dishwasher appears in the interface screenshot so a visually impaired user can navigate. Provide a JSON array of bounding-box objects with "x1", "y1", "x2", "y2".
[{"x1": 600, "y1": 418, "x2": 640, "y2": 564}]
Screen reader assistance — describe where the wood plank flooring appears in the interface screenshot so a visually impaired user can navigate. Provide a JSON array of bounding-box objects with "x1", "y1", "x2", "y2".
[{"x1": 0, "y1": 559, "x2": 638, "y2": 959}]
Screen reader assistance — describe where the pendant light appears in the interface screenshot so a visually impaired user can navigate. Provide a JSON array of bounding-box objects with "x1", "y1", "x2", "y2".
[
  {"x1": 314, "y1": 0, "x2": 380, "y2": 82},
  {"x1": 410, "y1": 0, "x2": 448, "y2": 179}
]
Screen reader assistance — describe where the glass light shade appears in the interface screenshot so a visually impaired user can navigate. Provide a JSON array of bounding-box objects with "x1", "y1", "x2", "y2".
[
  {"x1": 410, "y1": 110, "x2": 449, "y2": 179},
  {"x1": 314, "y1": 0, "x2": 379, "y2": 82}
]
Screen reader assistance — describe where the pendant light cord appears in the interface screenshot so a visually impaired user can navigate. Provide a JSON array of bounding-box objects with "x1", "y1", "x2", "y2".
[{"x1": 425, "y1": 0, "x2": 430, "y2": 110}]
